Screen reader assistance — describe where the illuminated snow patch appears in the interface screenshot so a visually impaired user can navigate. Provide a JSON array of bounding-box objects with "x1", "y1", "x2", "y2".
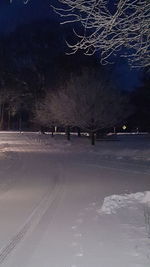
[{"x1": 98, "y1": 192, "x2": 150, "y2": 215}]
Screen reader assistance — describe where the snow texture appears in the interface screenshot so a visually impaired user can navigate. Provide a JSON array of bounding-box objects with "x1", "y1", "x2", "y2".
[
  {"x1": 0, "y1": 131, "x2": 150, "y2": 267},
  {"x1": 98, "y1": 191, "x2": 148, "y2": 214}
]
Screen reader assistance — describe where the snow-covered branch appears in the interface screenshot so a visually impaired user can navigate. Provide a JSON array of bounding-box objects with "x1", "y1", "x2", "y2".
[
  {"x1": 50, "y1": 68, "x2": 130, "y2": 135},
  {"x1": 54, "y1": 0, "x2": 150, "y2": 68}
]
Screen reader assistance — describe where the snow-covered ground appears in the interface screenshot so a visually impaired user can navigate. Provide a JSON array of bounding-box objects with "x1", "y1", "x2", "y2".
[{"x1": 0, "y1": 131, "x2": 150, "y2": 267}]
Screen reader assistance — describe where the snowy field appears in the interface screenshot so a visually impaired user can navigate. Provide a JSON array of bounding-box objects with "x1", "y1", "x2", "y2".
[{"x1": 0, "y1": 131, "x2": 150, "y2": 267}]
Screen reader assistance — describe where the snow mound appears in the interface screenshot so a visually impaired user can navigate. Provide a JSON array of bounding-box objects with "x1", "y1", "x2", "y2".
[
  {"x1": 142, "y1": 191, "x2": 150, "y2": 205},
  {"x1": 98, "y1": 191, "x2": 150, "y2": 214}
]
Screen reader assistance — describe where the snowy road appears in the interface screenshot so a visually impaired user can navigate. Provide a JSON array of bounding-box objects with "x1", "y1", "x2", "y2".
[{"x1": 0, "y1": 132, "x2": 150, "y2": 267}]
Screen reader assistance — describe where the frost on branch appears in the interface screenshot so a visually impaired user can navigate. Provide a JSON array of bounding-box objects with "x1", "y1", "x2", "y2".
[
  {"x1": 49, "y1": 68, "x2": 131, "y2": 144},
  {"x1": 54, "y1": 0, "x2": 150, "y2": 68}
]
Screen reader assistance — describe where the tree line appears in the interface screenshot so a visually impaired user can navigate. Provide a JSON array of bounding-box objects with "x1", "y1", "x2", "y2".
[{"x1": 0, "y1": 19, "x2": 149, "y2": 144}]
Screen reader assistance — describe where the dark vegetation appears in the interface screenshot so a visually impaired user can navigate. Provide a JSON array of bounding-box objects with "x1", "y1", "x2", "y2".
[{"x1": 0, "y1": 18, "x2": 149, "y2": 144}]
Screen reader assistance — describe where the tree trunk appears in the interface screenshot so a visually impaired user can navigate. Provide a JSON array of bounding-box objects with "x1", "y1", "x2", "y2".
[
  {"x1": 77, "y1": 127, "x2": 81, "y2": 137},
  {"x1": 51, "y1": 126, "x2": 55, "y2": 137},
  {"x1": 0, "y1": 103, "x2": 5, "y2": 130},
  {"x1": 19, "y1": 114, "x2": 22, "y2": 132},
  {"x1": 66, "y1": 126, "x2": 70, "y2": 141},
  {"x1": 7, "y1": 109, "x2": 11, "y2": 130},
  {"x1": 40, "y1": 128, "x2": 45, "y2": 134},
  {"x1": 91, "y1": 132, "x2": 95, "y2": 145}
]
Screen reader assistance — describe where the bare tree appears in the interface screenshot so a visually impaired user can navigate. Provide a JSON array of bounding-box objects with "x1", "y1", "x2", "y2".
[
  {"x1": 50, "y1": 69, "x2": 130, "y2": 144},
  {"x1": 53, "y1": 0, "x2": 150, "y2": 68},
  {"x1": 34, "y1": 92, "x2": 57, "y2": 136},
  {"x1": 10, "y1": 0, "x2": 149, "y2": 67}
]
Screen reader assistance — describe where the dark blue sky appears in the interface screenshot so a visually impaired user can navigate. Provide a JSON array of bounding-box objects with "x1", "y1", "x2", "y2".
[
  {"x1": 0, "y1": 0, "x2": 54, "y2": 32},
  {"x1": 0, "y1": 0, "x2": 141, "y2": 91}
]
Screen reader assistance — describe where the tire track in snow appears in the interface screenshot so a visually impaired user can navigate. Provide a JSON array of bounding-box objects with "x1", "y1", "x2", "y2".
[{"x1": 0, "y1": 171, "x2": 64, "y2": 265}]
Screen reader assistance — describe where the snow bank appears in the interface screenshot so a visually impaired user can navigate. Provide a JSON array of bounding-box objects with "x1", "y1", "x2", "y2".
[
  {"x1": 142, "y1": 191, "x2": 150, "y2": 205},
  {"x1": 98, "y1": 191, "x2": 150, "y2": 238},
  {"x1": 98, "y1": 191, "x2": 150, "y2": 215}
]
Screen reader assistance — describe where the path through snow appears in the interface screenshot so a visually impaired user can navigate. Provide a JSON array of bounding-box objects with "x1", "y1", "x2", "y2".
[{"x1": 0, "y1": 132, "x2": 149, "y2": 267}]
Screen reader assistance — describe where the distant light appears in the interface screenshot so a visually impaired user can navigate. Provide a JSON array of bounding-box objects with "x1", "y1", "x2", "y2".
[{"x1": 122, "y1": 125, "x2": 127, "y2": 130}]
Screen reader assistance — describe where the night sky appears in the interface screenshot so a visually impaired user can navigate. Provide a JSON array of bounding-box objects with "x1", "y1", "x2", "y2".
[
  {"x1": 0, "y1": 0, "x2": 52, "y2": 32},
  {"x1": 0, "y1": 0, "x2": 141, "y2": 91}
]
